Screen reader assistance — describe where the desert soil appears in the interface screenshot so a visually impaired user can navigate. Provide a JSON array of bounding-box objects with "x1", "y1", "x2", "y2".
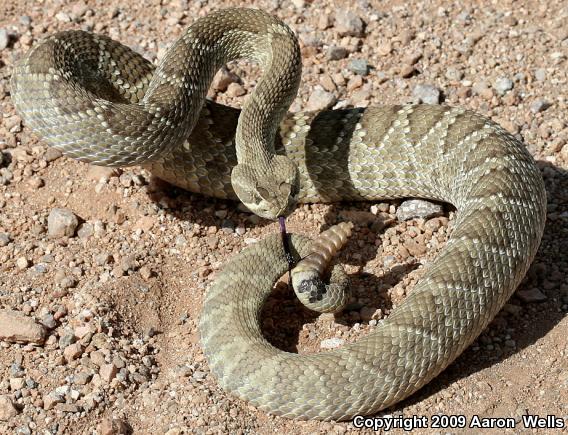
[{"x1": 0, "y1": 0, "x2": 567, "y2": 434}]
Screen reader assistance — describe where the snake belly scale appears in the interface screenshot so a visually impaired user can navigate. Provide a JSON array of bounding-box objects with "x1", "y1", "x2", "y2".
[{"x1": 10, "y1": 8, "x2": 546, "y2": 421}]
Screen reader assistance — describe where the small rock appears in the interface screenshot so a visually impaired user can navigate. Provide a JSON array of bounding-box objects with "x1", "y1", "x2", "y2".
[
  {"x1": 134, "y1": 216, "x2": 155, "y2": 232},
  {"x1": 28, "y1": 176, "x2": 44, "y2": 189},
  {"x1": 100, "y1": 363, "x2": 118, "y2": 382},
  {"x1": 211, "y1": 67, "x2": 240, "y2": 92},
  {"x1": 320, "y1": 338, "x2": 345, "y2": 349},
  {"x1": 403, "y1": 237, "x2": 427, "y2": 256},
  {"x1": 306, "y1": 88, "x2": 336, "y2": 112},
  {"x1": 377, "y1": 42, "x2": 392, "y2": 56},
  {"x1": 348, "y1": 59, "x2": 369, "y2": 76},
  {"x1": 43, "y1": 393, "x2": 64, "y2": 410},
  {"x1": 74, "y1": 371, "x2": 92, "y2": 385},
  {"x1": 530, "y1": 99, "x2": 551, "y2": 114},
  {"x1": 139, "y1": 266, "x2": 153, "y2": 280},
  {"x1": 226, "y1": 82, "x2": 245, "y2": 97},
  {"x1": 396, "y1": 199, "x2": 444, "y2": 221},
  {"x1": 317, "y1": 14, "x2": 331, "y2": 30},
  {"x1": 534, "y1": 68, "x2": 546, "y2": 82},
  {"x1": 493, "y1": 77, "x2": 513, "y2": 95},
  {"x1": 9, "y1": 378, "x2": 25, "y2": 390},
  {"x1": 326, "y1": 45, "x2": 348, "y2": 61},
  {"x1": 334, "y1": 9, "x2": 365, "y2": 37},
  {"x1": 63, "y1": 343, "x2": 83, "y2": 362},
  {"x1": 40, "y1": 314, "x2": 57, "y2": 329},
  {"x1": 99, "y1": 417, "x2": 131, "y2": 435},
  {"x1": 55, "y1": 11, "x2": 71, "y2": 22},
  {"x1": 48, "y1": 208, "x2": 79, "y2": 238},
  {"x1": 412, "y1": 84, "x2": 441, "y2": 104},
  {"x1": 0, "y1": 29, "x2": 9, "y2": 50},
  {"x1": 44, "y1": 148, "x2": 63, "y2": 162},
  {"x1": 0, "y1": 233, "x2": 10, "y2": 246},
  {"x1": 517, "y1": 288, "x2": 547, "y2": 303},
  {"x1": 445, "y1": 66, "x2": 464, "y2": 81},
  {"x1": 0, "y1": 395, "x2": 18, "y2": 421},
  {"x1": 87, "y1": 166, "x2": 119, "y2": 181},
  {"x1": 16, "y1": 257, "x2": 29, "y2": 270},
  {"x1": 0, "y1": 310, "x2": 47, "y2": 344},
  {"x1": 400, "y1": 64, "x2": 416, "y2": 78},
  {"x1": 77, "y1": 222, "x2": 94, "y2": 239}
]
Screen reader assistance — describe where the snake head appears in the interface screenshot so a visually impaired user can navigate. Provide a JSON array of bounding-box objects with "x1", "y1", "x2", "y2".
[{"x1": 231, "y1": 155, "x2": 300, "y2": 220}]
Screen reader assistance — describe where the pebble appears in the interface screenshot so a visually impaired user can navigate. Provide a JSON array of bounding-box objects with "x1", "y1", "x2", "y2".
[
  {"x1": 43, "y1": 393, "x2": 64, "y2": 410},
  {"x1": 100, "y1": 363, "x2": 118, "y2": 382},
  {"x1": 58, "y1": 333, "x2": 76, "y2": 349},
  {"x1": 55, "y1": 11, "x2": 71, "y2": 22},
  {"x1": 445, "y1": 66, "x2": 463, "y2": 81},
  {"x1": 87, "y1": 166, "x2": 119, "y2": 181},
  {"x1": 0, "y1": 28, "x2": 9, "y2": 50},
  {"x1": 320, "y1": 338, "x2": 344, "y2": 349},
  {"x1": 10, "y1": 377, "x2": 25, "y2": 390},
  {"x1": 306, "y1": 88, "x2": 336, "y2": 112},
  {"x1": 348, "y1": 59, "x2": 369, "y2": 76},
  {"x1": 326, "y1": 45, "x2": 348, "y2": 60},
  {"x1": 517, "y1": 288, "x2": 547, "y2": 303},
  {"x1": 396, "y1": 199, "x2": 444, "y2": 221},
  {"x1": 400, "y1": 64, "x2": 416, "y2": 78},
  {"x1": 63, "y1": 342, "x2": 84, "y2": 362},
  {"x1": 212, "y1": 67, "x2": 240, "y2": 92},
  {"x1": 40, "y1": 314, "x2": 57, "y2": 329},
  {"x1": 530, "y1": 99, "x2": 551, "y2": 113},
  {"x1": 377, "y1": 41, "x2": 392, "y2": 56},
  {"x1": 0, "y1": 395, "x2": 18, "y2": 421},
  {"x1": 99, "y1": 418, "x2": 131, "y2": 435},
  {"x1": 0, "y1": 233, "x2": 10, "y2": 246},
  {"x1": 16, "y1": 257, "x2": 30, "y2": 269},
  {"x1": 403, "y1": 237, "x2": 427, "y2": 257},
  {"x1": 226, "y1": 82, "x2": 245, "y2": 97},
  {"x1": 534, "y1": 68, "x2": 546, "y2": 82},
  {"x1": 412, "y1": 84, "x2": 441, "y2": 104},
  {"x1": 493, "y1": 77, "x2": 513, "y2": 95},
  {"x1": 44, "y1": 148, "x2": 63, "y2": 162},
  {"x1": 0, "y1": 310, "x2": 47, "y2": 344},
  {"x1": 334, "y1": 9, "x2": 364, "y2": 37},
  {"x1": 47, "y1": 208, "x2": 79, "y2": 238}
]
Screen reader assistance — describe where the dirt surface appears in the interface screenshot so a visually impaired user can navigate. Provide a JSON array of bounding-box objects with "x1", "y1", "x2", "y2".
[{"x1": 0, "y1": 0, "x2": 567, "y2": 434}]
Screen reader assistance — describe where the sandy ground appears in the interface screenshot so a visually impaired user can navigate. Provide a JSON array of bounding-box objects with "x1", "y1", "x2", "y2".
[{"x1": 0, "y1": 0, "x2": 567, "y2": 434}]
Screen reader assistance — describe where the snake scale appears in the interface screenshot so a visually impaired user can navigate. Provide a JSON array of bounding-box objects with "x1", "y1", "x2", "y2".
[{"x1": 10, "y1": 8, "x2": 546, "y2": 420}]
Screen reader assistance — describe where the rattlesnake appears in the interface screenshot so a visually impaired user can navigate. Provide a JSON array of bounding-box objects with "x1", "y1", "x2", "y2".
[{"x1": 11, "y1": 8, "x2": 546, "y2": 421}]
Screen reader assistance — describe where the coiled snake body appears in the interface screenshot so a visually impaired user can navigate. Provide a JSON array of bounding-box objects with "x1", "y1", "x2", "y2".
[{"x1": 11, "y1": 8, "x2": 546, "y2": 420}]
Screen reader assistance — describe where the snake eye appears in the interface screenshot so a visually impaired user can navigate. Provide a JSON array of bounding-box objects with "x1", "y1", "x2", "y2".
[{"x1": 279, "y1": 182, "x2": 291, "y2": 196}]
